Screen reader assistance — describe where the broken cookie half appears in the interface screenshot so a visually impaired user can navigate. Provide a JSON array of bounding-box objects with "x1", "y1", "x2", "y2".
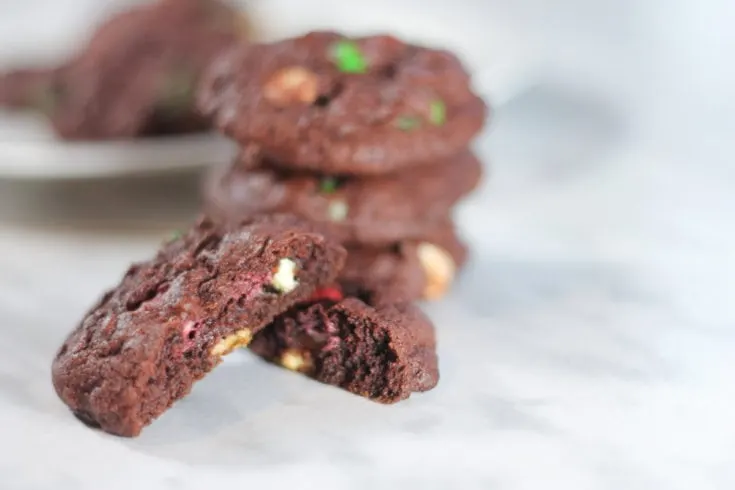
[
  {"x1": 249, "y1": 286, "x2": 439, "y2": 403},
  {"x1": 51, "y1": 214, "x2": 345, "y2": 437}
]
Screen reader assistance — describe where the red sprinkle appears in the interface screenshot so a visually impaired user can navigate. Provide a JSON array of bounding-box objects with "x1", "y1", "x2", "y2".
[{"x1": 309, "y1": 286, "x2": 343, "y2": 302}]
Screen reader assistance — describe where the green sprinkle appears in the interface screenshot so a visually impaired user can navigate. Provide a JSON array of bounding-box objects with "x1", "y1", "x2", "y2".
[
  {"x1": 319, "y1": 176, "x2": 339, "y2": 194},
  {"x1": 429, "y1": 99, "x2": 446, "y2": 126},
  {"x1": 395, "y1": 116, "x2": 421, "y2": 131},
  {"x1": 330, "y1": 40, "x2": 367, "y2": 74},
  {"x1": 328, "y1": 200, "x2": 349, "y2": 221},
  {"x1": 166, "y1": 229, "x2": 184, "y2": 243}
]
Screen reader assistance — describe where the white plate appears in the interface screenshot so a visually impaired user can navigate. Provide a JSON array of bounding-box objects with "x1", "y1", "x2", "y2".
[
  {"x1": 0, "y1": 112, "x2": 237, "y2": 180},
  {"x1": 0, "y1": 0, "x2": 537, "y2": 180}
]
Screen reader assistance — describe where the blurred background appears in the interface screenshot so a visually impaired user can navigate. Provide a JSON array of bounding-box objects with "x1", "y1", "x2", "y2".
[
  {"x1": 0, "y1": 0, "x2": 730, "y2": 227},
  {"x1": 0, "y1": 1, "x2": 733, "y2": 488}
]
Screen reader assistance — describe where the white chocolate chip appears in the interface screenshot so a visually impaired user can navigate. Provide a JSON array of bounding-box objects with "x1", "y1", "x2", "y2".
[
  {"x1": 327, "y1": 200, "x2": 349, "y2": 221},
  {"x1": 417, "y1": 242, "x2": 456, "y2": 300},
  {"x1": 210, "y1": 328, "x2": 252, "y2": 357},
  {"x1": 280, "y1": 349, "x2": 312, "y2": 372},
  {"x1": 263, "y1": 66, "x2": 319, "y2": 106},
  {"x1": 271, "y1": 258, "x2": 298, "y2": 293}
]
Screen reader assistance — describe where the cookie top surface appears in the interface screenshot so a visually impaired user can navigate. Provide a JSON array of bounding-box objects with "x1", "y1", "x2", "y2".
[
  {"x1": 80, "y1": 214, "x2": 338, "y2": 327},
  {"x1": 249, "y1": 286, "x2": 438, "y2": 402},
  {"x1": 57, "y1": 213, "x2": 345, "y2": 361},
  {"x1": 203, "y1": 148, "x2": 482, "y2": 246},
  {"x1": 198, "y1": 31, "x2": 488, "y2": 174},
  {"x1": 51, "y1": 214, "x2": 345, "y2": 436},
  {"x1": 34, "y1": 0, "x2": 247, "y2": 139}
]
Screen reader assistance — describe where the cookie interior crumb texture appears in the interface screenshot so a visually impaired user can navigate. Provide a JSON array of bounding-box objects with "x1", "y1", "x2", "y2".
[{"x1": 250, "y1": 291, "x2": 439, "y2": 403}]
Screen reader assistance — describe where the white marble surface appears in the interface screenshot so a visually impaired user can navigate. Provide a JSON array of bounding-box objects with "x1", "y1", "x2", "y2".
[{"x1": 0, "y1": 88, "x2": 733, "y2": 489}]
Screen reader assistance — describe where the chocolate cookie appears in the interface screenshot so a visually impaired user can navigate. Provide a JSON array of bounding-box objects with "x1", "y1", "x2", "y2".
[
  {"x1": 203, "y1": 147, "x2": 482, "y2": 246},
  {"x1": 1, "y1": 0, "x2": 248, "y2": 139},
  {"x1": 249, "y1": 286, "x2": 438, "y2": 403},
  {"x1": 52, "y1": 215, "x2": 345, "y2": 437},
  {"x1": 340, "y1": 225, "x2": 468, "y2": 302},
  {"x1": 198, "y1": 31, "x2": 488, "y2": 175},
  {"x1": 0, "y1": 68, "x2": 56, "y2": 109}
]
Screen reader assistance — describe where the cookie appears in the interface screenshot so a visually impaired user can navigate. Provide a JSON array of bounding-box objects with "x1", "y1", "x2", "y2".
[
  {"x1": 339, "y1": 224, "x2": 468, "y2": 301},
  {"x1": 249, "y1": 286, "x2": 439, "y2": 403},
  {"x1": 2, "y1": 0, "x2": 248, "y2": 139},
  {"x1": 51, "y1": 215, "x2": 345, "y2": 437},
  {"x1": 0, "y1": 68, "x2": 56, "y2": 109},
  {"x1": 198, "y1": 31, "x2": 488, "y2": 175},
  {"x1": 203, "y1": 147, "x2": 482, "y2": 246}
]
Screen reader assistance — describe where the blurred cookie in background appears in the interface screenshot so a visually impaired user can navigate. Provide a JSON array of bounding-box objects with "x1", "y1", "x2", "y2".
[{"x1": 0, "y1": 0, "x2": 250, "y2": 140}]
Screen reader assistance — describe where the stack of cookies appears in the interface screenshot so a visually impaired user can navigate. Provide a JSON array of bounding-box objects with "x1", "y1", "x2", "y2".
[
  {"x1": 52, "y1": 216, "x2": 442, "y2": 436},
  {"x1": 48, "y1": 31, "x2": 490, "y2": 438},
  {"x1": 198, "y1": 31, "x2": 488, "y2": 302}
]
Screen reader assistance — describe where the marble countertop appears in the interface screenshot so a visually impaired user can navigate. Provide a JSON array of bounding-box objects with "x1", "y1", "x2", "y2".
[{"x1": 0, "y1": 87, "x2": 732, "y2": 489}]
